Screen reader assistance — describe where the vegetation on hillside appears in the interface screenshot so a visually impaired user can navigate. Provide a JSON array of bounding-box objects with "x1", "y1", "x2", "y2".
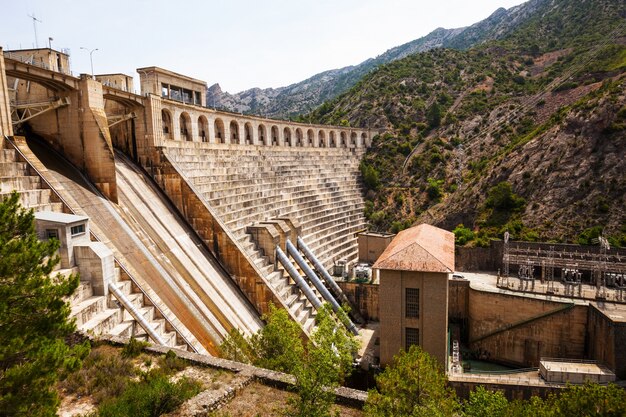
[
  {"x1": 220, "y1": 303, "x2": 359, "y2": 417},
  {"x1": 62, "y1": 342, "x2": 201, "y2": 417},
  {"x1": 0, "y1": 191, "x2": 90, "y2": 416},
  {"x1": 302, "y1": 0, "x2": 626, "y2": 245}
]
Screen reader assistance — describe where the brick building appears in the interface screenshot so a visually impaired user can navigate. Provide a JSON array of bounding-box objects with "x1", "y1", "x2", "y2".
[{"x1": 374, "y1": 223, "x2": 454, "y2": 367}]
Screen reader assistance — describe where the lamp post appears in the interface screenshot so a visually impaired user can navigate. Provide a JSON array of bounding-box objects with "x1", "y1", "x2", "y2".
[{"x1": 80, "y1": 47, "x2": 98, "y2": 78}]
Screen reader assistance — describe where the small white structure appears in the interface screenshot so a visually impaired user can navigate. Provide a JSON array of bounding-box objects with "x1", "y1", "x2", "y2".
[
  {"x1": 540, "y1": 358, "x2": 616, "y2": 384},
  {"x1": 35, "y1": 211, "x2": 115, "y2": 296},
  {"x1": 35, "y1": 211, "x2": 90, "y2": 268}
]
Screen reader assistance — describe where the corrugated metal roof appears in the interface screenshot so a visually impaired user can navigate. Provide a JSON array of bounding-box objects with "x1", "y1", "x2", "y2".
[{"x1": 372, "y1": 223, "x2": 454, "y2": 273}]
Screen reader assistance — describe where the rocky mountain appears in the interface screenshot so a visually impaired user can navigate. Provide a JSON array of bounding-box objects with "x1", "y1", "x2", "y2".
[
  {"x1": 302, "y1": 0, "x2": 626, "y2": 246},
  {"x1": 207, "y1": 0, "x2": 546, "y2": 118}
]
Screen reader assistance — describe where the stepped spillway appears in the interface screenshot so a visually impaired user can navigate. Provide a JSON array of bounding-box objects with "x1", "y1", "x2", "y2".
[{"x1": 163, "y1": 142, "x2": 367, "y2": 270}]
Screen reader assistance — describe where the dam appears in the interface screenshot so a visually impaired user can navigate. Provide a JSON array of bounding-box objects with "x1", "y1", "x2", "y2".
[{"x1": 0, "y1": 47, "x2": 377, "y2": 354}]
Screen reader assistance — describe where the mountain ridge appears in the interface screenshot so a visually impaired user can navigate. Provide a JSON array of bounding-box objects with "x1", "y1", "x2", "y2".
[
  {"x1": 207, "y1": 1, "x2": 542, "y2": 118},
  {"x1": 300, "y1": 0, "x2": 626, "y2": 245}
]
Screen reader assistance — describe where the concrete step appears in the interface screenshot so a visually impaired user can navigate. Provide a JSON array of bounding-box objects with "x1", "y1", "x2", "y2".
[
  {"x1": 0, "y1": 149, "x2": 17, "y2": 163},
  {"x1": 67, "y1": 280, "x2": 94, "y2": 305},
  {"x1": 71, "y1": 296, "x2": 107, "y2": 327},
  {"x1": 109, "y1": 320, "x2": 135, "y2": 339},
  {"x1": 81, "y1": 308, "x2": 122, "y2": 336},
  {"x1": 0, "y1": 161, "x2": 27, "y2": 177},
  {"x1": 0, "y1": 176, "x2": 41, "y2": 192}
]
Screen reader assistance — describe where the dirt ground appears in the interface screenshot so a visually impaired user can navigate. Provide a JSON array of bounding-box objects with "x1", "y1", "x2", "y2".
[{"x1": 210, "y1": 382, "x2": 365, "y2": 417}]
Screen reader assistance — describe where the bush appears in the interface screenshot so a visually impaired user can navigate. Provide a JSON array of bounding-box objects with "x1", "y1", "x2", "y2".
[
  {"x1": 98, "y1": 372, "x2": 201, "y2": 417},
  {"x1": 122, "y1": 337, "x2": 149, "y2": 358},
  {"x1": 453, "y1": 224, "x2": 475, "y2": 246},
  {"x1": 427, "y1": 178, "x2": 444, "y2": 202},
  {"x1": 359, "y1": 162, "x2": 381, "y2": 191}
]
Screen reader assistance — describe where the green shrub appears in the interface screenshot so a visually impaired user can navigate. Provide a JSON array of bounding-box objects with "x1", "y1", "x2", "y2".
[
  {"x1": 98, "y1": 372, "x2": 201, "y2": 417},
  {"x1": 453, "y1": 224, "x2": 475, "y2": 246},
  {"x1": 122, "y1": 337, "x2": 149, "y2": 358}
]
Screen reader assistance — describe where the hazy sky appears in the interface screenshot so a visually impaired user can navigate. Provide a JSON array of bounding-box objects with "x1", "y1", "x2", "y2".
[{"x1": 2, "y1": 0, "x2": 526, "y2": 93}]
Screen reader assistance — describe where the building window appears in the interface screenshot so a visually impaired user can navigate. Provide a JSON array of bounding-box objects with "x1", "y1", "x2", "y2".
[
  {"x1": 46, "y1": 229, "x2": 58, "y2": 239},
  {"x1": 406, "y1": 288, "x2": 419, "y2": 318},
  {"x1": 70, "y1": 224, "x2": 85, "y2": 236},
  {"x1": 406, "y1": 327, "x2": 419, "y2": 350}
]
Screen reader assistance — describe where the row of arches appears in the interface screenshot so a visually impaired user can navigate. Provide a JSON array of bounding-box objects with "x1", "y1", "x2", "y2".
[{"x1": 160, "y1": 108, "x2": 370, "y2": 148}]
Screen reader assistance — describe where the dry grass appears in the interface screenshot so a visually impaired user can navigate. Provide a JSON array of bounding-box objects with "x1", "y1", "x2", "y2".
[{"x1": 210, "y1": 382, "x2": 364, "y2": 417}]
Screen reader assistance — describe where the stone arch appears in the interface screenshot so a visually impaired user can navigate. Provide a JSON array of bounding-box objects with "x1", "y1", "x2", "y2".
[
  {"x1": 161, "y1": 109, "x2": 173, "y2": 139},
  {"x1": 329, "y1": 131, "x2": 336, "y2": 147},
  {"x1": 244, "y1": 122, "x2": 253, "y2": 144},
  {"x1": 198, "y1": 115, "x2": 209, "y2": 142},
  {"x1": 318, "y1": 130, "x2": 326, "y2": 148},
  {"x1": 258, "y1": 124, "x2": 267, "y2": 145},
  {"x1": 350, "y1": 132, "x2": 357, "y2": 147},
  {"x1": 229, "y1": 120, "x2": 240, "y2": 144},
  {"x1": 340, "y1": 131, "x2": 347, "y2": 147},
  {"x1": 179, "y1": 112, "x2": 191, "y2": 141},
  {"x1": 271, "y1": 125, "x2": 279, "y2": 145},
  {"x1": 283, "y1": 127, "x2": 292, "y2": 146},
  {"x1": 214, "y1": 118, "x2": 225, "y2": 143},
  {"x1": 307, "y1": 129, "x2": 315, "y2": 147},
  {"x1": 361, "y1": 132, "x2": 367, "y2": 148},
  {"x1": 295, "y1": 128, "x2": 303, "y2": 146}
]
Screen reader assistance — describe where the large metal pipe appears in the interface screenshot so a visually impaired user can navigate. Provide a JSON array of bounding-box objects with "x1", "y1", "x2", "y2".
[
  {"x1": 109, "y1": 283, "x2": 167, "y2": 346},
  {"x1": 287, "y1": 240, "x2": 358, "y2": 335},
  {"x1": 276, "y1": 246, "x2": 323, "y2": 310},
  {"x1": 297, "y1": 236, "x2": 365, "y2": 324}
]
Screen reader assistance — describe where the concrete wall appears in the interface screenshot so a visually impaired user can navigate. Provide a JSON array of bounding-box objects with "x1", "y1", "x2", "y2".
[
  {"x1": 74, "y1": 242, "x2": 115, "y2": 296},
  {"x1": 468, "y1": 289, "x2": 587, "y2": 367},
  {"x1": 586, "y1": 305, "x2": 626, "y2": 379},
  {"x1": 455, "y1": 242, "x2": 503, "y2": 272},
  {"x1": 448, "y1": 378, "x2": 562, "y2": 401},
  {"x1": 379, "y1": 269, "x2": 448, "y2": 367},
  {"x1": 0, "y1": 48, "x2": 13, "y2": 140},
  {"x1": 338, "y1": 282, "x2": 380, "y2": 322},
  {"x1": 19, "y1": 75, "x2": 118, "y2": 202},
  {"x1": 358, "y1": 232, "x2": 394, "y2": 264}
]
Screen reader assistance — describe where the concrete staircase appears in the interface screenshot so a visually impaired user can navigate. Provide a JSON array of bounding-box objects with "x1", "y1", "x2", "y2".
[
  {"x1": 1, "y1": 138, "x2": 191, "y2": 351},
  {"x1": 67, "y1": 267, "x2": 186, "y2": 349},
  {"x1": 164, "y1": 143, "x2": 366, "y2": 334},
  {"x1": 164, "y1": 145, "x2": 367, "y2": 270},
  {"x1": 0, "y1": 147, "x2": 63, "y2": 211}
]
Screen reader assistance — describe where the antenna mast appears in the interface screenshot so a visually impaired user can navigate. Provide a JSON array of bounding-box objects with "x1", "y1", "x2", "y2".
[{"x1": 27, "y1": 13, "x2": 42, "y2": 48}]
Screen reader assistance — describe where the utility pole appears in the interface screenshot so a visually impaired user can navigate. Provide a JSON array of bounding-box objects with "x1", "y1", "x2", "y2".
[{"x1": 27, "y1": 13, "x2": 42, "y2": 48}]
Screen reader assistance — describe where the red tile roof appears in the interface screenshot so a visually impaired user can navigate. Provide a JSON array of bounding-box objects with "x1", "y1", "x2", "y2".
[{"x1": 372, "y1": 223, "x2": 454, "y2": 273}]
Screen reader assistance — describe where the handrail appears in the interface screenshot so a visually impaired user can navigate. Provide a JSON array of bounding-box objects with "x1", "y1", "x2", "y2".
[
  {"x1": 109, "y1": 282, "x2": 166, "y2": 345},
  {"x1": 4, "y1": 135, "x2": 198, "y2": 352}
]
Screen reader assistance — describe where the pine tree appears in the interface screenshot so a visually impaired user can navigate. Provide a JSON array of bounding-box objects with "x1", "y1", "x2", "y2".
[{"x1": 0, "y1": 191, "x2": 89, "y2": 416}]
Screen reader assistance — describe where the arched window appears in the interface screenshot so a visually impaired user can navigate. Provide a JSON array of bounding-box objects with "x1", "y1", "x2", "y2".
[
  {"x1": 161, "y1": 109, "x2": 173, "y2": 139},
  {"x1": 214, "y1": 118, "x2": 225, "y2": 143},
  {"x1": 179, "y1": 112, "x2": 191, "y2": 141},
  {"x1": 230, "y1": 120, "x2": 240, "y2": 144},
  {"x1": 258, "y1": 124, "x2": 267, "y2": 145},
  {"x1": 283, "y1": 127, "x2": 292, "y2": 146},
  {"x1": 198, "y1": 115, "x2": 209, "y2": 142}
]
